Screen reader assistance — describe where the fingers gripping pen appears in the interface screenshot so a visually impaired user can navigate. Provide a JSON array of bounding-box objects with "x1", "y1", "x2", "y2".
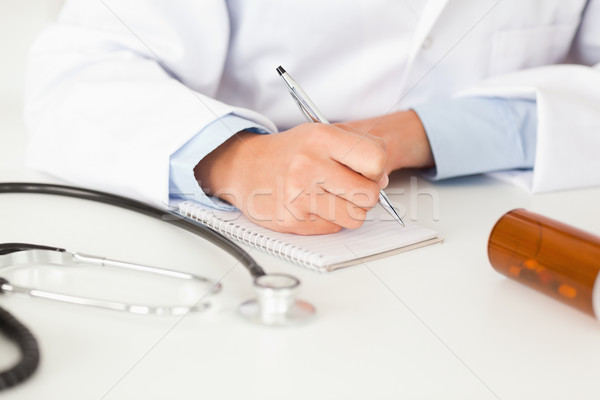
[{"x1": 276, "y1": 66, "x2": 405, "y2": 226}]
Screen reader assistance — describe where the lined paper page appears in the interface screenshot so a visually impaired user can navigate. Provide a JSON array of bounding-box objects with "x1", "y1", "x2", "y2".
[{"x1": 178, "y1": 201, "x2": 439, "y2": 271}]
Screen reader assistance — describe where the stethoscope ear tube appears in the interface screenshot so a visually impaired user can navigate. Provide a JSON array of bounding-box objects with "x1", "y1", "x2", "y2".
[
  {"x1": 0, "y1": 243, "x2": 67, "y2": 256},
  {"x1": 0, "y1": 182, "x2": 266, "y2": 278}
]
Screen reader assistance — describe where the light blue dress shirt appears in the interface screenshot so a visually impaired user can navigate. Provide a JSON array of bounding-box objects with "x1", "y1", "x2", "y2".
[
  {"x1": 169, "y1": 97, "x2": 538, "y2": 208},
  {"x1": 413, "y1": 97, "x2": 538, "y2": 180}
]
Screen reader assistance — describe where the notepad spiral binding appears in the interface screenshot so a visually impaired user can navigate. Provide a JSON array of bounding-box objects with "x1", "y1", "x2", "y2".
[{"x1": 178, "y1": 202, "x2": 324, "y2": 271}]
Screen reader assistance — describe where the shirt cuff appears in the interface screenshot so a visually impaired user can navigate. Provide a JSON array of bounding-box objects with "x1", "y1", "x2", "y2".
[
  {"x1": 169, "y1": 113, "x2": 270, "y2": 210},
  {"x1": 413, "y1": 97, "x2": 538, "y2": 180}
]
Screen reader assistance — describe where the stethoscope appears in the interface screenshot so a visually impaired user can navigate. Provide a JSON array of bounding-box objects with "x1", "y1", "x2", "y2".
[{"x1": 0, "y1": 182, "x2": 315, "y2": 390}]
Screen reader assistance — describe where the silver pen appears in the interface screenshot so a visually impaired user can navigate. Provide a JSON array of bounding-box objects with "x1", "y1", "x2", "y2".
[{"x1": 276, "y1": 66, "x2": 405, "y2": 226}]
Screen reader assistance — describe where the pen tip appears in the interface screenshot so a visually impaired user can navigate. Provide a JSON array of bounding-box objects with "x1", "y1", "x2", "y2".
[{"x1": 276, "y1": 66, "x2": 286, "y2": 76}]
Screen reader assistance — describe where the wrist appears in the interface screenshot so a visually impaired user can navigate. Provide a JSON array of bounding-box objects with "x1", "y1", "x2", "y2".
[
  {"x1": 193, "y1": 131, "x2": 258, "y2": 204},
  {"x1": 389, "y1": 110, "x2": 434, "y2": 170}
]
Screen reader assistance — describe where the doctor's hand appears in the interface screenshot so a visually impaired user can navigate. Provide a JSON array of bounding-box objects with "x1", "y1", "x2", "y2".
[
  {"x1": 194, "y1": 124, "x2": 388, "y2": 235},
  {"x1": 337, "y1": 110, "x2": 434, "y2": 174}
]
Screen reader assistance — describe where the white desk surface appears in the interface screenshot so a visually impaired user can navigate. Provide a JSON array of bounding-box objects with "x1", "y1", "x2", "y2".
[{"x1": 1, "y1": 165, "x2": 600, "y2": 400}]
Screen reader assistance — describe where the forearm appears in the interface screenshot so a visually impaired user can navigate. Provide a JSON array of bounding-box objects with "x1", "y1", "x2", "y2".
[{"x1": 193, "y1": 131, "x2": 258, "y2": 203}]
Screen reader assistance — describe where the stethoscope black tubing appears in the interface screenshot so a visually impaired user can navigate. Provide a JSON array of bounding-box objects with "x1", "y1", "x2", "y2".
[
  {"x1": 0, "y1": 182, "x2": 266, "y2": 278},
  {"x1": 0, "y1": 181, "x2": 266, "y2": 391},
  {"x1": 0, "y1": 289, "x2": 40, "y2": 391}
]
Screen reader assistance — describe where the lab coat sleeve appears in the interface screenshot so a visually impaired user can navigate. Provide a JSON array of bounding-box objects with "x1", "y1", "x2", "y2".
[
  {"x1": 459, "y1": 66, "x2": 600, "y2": 193},
  {"x1": 23, "y1": 0, "x2": 277, "y2": 208},
  {"x1": 456, "y1": 0, "x2": 600, "y2": 193},
  {"x1": 413, "y1": 97, "x2": 538, "y2": 180},
  {"x1": 169, "y1": 113, "x2": 270, "y2": 210}
]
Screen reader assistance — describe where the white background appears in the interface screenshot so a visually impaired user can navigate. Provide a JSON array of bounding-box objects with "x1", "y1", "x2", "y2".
[
  {"x1": 2, "y1": 2, "x2": 600, "y2": 399},
  {"x1": 0, "y1": 0, "x2": 62, "y2": 172}
]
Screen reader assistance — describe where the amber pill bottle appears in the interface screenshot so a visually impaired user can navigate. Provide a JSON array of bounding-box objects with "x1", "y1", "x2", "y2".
[{"x1": 488, "y1": 209, "x2": 600, "y2": 317}]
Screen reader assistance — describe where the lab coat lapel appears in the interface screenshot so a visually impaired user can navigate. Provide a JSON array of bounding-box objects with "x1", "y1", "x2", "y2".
[{"x1": 400, "y1": 0, "x2": 450, "y2": 95}]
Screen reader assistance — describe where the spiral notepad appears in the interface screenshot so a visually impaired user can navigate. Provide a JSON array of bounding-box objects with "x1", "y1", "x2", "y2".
[{"x1": 178, "y1": 201, "x2": 441, "y2": 272}]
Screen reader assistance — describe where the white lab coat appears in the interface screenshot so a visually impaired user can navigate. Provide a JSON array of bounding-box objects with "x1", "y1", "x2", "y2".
[{"x1": 24, "y1": 0, "x2": 600, "y2": 207}]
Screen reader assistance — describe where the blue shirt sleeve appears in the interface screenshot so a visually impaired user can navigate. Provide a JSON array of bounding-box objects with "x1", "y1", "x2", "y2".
[
  {"x1": 169, "y1": 113, "x2": 270, "y2": 210},
  {"x1": 412, "y1": 97, "x2": 538, "y2": 180}
]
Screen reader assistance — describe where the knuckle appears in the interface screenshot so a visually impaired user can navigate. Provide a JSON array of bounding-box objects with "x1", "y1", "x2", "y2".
[
  {"x1": 303, "y1": 123, "x2": 332, "y2": 147},
  {"x1": 371, "y1": 148, "x2": 387, "y2": 173},
  {"x1": 355, "y1": 143, "x2": 386, "y2": 179},
  {"x1": 287, "y1": 154, "x2": 312, "y2": 177},
  {"x1": 366, "y1": 153, "x2": 387, "y2": 180},
  {"x1": 367, "y1": 189, "x2": 380, "y2": 208},
  {"x1": 345, "y1": 207, "x2": 367, "y2": 229},
  {"x1": 349, "y1": 186, "x2": 379, "y2": 208},
  {"x1": 370, "y1": 134, "x2": 387, "y2": 151}
]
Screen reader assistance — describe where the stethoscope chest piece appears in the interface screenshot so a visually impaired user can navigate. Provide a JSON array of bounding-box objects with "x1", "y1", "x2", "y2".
[{"x1": 238, "y1": 273, "x2": 315, "y2": 326}]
